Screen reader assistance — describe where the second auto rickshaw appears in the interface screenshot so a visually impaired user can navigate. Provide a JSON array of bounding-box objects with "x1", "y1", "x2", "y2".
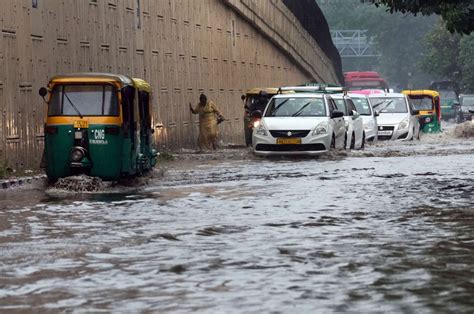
[{"x1": 402, "y1": 90, "x2": 442, "y2": 133}]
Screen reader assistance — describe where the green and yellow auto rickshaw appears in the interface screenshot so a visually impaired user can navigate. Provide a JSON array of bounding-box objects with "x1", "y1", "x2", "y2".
[
  {"x1": 39, "y1": 73, "x2": 157, "y2": 182},
  {"x1": 402, "y1": 90, "x2": 442, "y2": 133}
]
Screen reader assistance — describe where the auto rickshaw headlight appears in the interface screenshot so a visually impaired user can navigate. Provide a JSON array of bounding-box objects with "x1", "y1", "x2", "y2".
[
  {"x1": 70, "y1": 148, "x2": 85, "y2": 162},
  {"x1": 425, "y1": 117, "x2": 431, "y2": 123}
]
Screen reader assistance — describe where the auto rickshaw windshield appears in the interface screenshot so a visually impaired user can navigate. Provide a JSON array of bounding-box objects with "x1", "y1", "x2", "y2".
[{"x1": 48, "y1": 84, "x2": 119, "y2": 116}]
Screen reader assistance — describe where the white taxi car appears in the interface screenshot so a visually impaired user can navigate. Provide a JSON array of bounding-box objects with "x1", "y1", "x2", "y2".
[
  {"x1": 252, "y1": 90, "x2": 346, "y2": 155},
  {"x1": 368, "y1": 93, "x2": 420, "y2": 140}
]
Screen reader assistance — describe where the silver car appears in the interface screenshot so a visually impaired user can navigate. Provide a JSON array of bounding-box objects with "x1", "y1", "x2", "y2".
[
  {"x1": 368, "y1": 93, "x2": 420, "y2": 141},
  {"x1": 349, "y1": 93, "x2": 378, "y2": 143},
  {"x1": 252, "y1": 93, "x2": 346, "y2": 155}
]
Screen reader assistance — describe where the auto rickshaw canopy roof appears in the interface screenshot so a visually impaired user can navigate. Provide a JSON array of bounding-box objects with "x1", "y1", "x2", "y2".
[
  {"x1": 402, "y1": 90, "x2": 440, "y2": 98},
  {"x1": 49, "y1": 73, "x2": 152, "y2": 93}
]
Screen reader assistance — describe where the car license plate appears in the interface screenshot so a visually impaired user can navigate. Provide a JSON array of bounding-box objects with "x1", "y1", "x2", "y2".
[
  {"x1": 378, "y1": 130, "x2": 392, "y2": 136},
  {"x1": 277, "y1": 138, "x2": 301, "y2": 144},
  {"x1": 73, "y1": 120, "x2": 89, "y2": 128}
]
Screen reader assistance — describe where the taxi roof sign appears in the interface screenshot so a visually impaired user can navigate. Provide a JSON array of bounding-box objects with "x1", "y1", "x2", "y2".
[{"x1": 278, "y1": 84, "x2": 345, "y2": 94}]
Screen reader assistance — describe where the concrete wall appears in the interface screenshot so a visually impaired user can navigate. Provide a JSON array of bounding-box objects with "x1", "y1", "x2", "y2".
[{"x1": 0, "y1": 0, "x2": 341, "y2": 170}]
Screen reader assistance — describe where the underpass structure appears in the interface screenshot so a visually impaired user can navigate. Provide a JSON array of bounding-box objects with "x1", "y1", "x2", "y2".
[{"x1": 0, "y1": 0, "x2": 341, "y2": 169}]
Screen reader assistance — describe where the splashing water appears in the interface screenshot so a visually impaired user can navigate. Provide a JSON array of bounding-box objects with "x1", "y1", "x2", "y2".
[{"x1": 52, "y1": 175, "x2": 106, "y2": 192}]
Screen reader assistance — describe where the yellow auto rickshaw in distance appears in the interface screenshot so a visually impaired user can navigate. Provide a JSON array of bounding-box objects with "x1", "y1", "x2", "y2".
[{"x1": 402, "y1": 90, "x2": 442, "y2": 133}]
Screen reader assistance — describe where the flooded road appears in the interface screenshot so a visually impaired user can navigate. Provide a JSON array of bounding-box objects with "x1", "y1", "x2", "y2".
[{"x1": 1, "y1": 127, "x2": 473, "y2": 312}]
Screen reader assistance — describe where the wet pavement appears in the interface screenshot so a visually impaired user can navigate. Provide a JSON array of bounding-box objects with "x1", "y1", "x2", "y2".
[{"x1": 0, "y1": 124, "x2": 473, "y2": 312}]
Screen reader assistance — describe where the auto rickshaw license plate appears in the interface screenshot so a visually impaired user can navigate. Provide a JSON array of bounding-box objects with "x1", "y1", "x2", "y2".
[
  {"x1": 73, "y1": 120, "x2": 89, "y2": 128},
  {"x1": 277, "y1": 138, "x2": 301, "y2": 145}
]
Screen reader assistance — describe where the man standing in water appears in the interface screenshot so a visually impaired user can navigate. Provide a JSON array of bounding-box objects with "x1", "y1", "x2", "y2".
[{"x1": 189, "y1": 94, "x2": 224, "y2": 150}]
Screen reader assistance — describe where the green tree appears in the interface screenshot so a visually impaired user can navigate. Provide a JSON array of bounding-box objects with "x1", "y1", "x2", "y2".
[
  {"x1": 421, "y1": 20, "x2": 474, "y2": 92},
  {"x1": 363, "y1": 0, "x2": 474, "y2": 34},
  {"x1": 422, "y1": 21, "x2": 462, "y2": 82}
]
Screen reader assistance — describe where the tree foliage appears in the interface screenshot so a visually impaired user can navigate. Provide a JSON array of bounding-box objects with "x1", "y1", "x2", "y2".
[
  {"x1": 423, "y1": 21, "x2": 474, "y2": 92},
  {"x1": 363, "y1": 0, "x2": 474, "y2": 34},
  {"x1": 422, "y1": 22, "x2": 461, "y2": 82}
]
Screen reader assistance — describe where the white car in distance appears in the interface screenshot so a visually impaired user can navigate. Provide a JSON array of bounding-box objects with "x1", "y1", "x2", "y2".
[
  {"x1": 368, "y1": 93, "x2": 421, "y2": 141},
  {"x1": 332, "y1": 94, "x2": 365, "y2": 149},
  {"x1": 252, "y1": 91, "x2": 346, "y2": 155}
]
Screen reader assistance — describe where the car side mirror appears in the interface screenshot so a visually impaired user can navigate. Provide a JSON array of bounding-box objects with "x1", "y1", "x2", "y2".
[
  {"x1": 374, "y1": 111, "x2": 380, "y2": 117},
  {"x1": 331, "y1": 110, "x2": 344, "y2": 119},
  {"x1": 469, "y1": 109, "x2": 474, "y2": 114},
  {"x1": 251, "y1": 110, "x2": 262, "y2": 119},
  {"x1": 351, "y1": 110, "x2": 359, "y2": 119},
  {"x1": 413, "y1": 109, "x2": 420, "y2": 115},
  {"x1": 241, "y1": 94, "x2": 246, "y2": 101}
]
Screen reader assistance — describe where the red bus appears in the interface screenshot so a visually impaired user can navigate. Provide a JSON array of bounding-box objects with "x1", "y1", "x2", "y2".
[{"x1": 344, "y1": 71, "x2": 388, "y2": 91}]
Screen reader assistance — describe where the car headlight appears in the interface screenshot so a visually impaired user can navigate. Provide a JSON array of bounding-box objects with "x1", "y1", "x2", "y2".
[
  {"x1": 313, "y1": 121, "x2": 329, "y2": 135},
  {"x1": 399, "y1": 117, "x2": 409, "y2": 130},
  {"x1": 364, "y1": 120, "x2": 375, "y2": 130},
  {"x1": 253, "y1": 119, "x2": 261, "y2": 128},
  {"x1": 255, "y1": 124, "x2": 267, "y2": 136}
]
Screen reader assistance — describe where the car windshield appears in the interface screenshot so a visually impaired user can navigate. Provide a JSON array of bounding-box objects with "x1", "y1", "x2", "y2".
[
  {"x1": 265, "y1": 97, "x2": 326, "y2": 117},
  {"x1": 48, "y1": 84, "x2": 119, "y2": 116},
  {"x1": 410, "y1": 96, "x2": 434, "y2": 111},
  {"x1": 352, "y1": 97, "x2": 372, "y2": 115},
  {"x1": 439, "y1": 90, "x2": 458, "y2": 100},
  {"x1": 370, "y1": 97, "x2": 408, "y2": 113},
  {"x1": 461, "y1": 96, "x2": 474, "y2": 107}
]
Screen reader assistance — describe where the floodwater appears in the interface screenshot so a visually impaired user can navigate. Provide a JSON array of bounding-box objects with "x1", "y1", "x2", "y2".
[{"x1": 1, "y1": 125, "x2": 473, "y2": 312}]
